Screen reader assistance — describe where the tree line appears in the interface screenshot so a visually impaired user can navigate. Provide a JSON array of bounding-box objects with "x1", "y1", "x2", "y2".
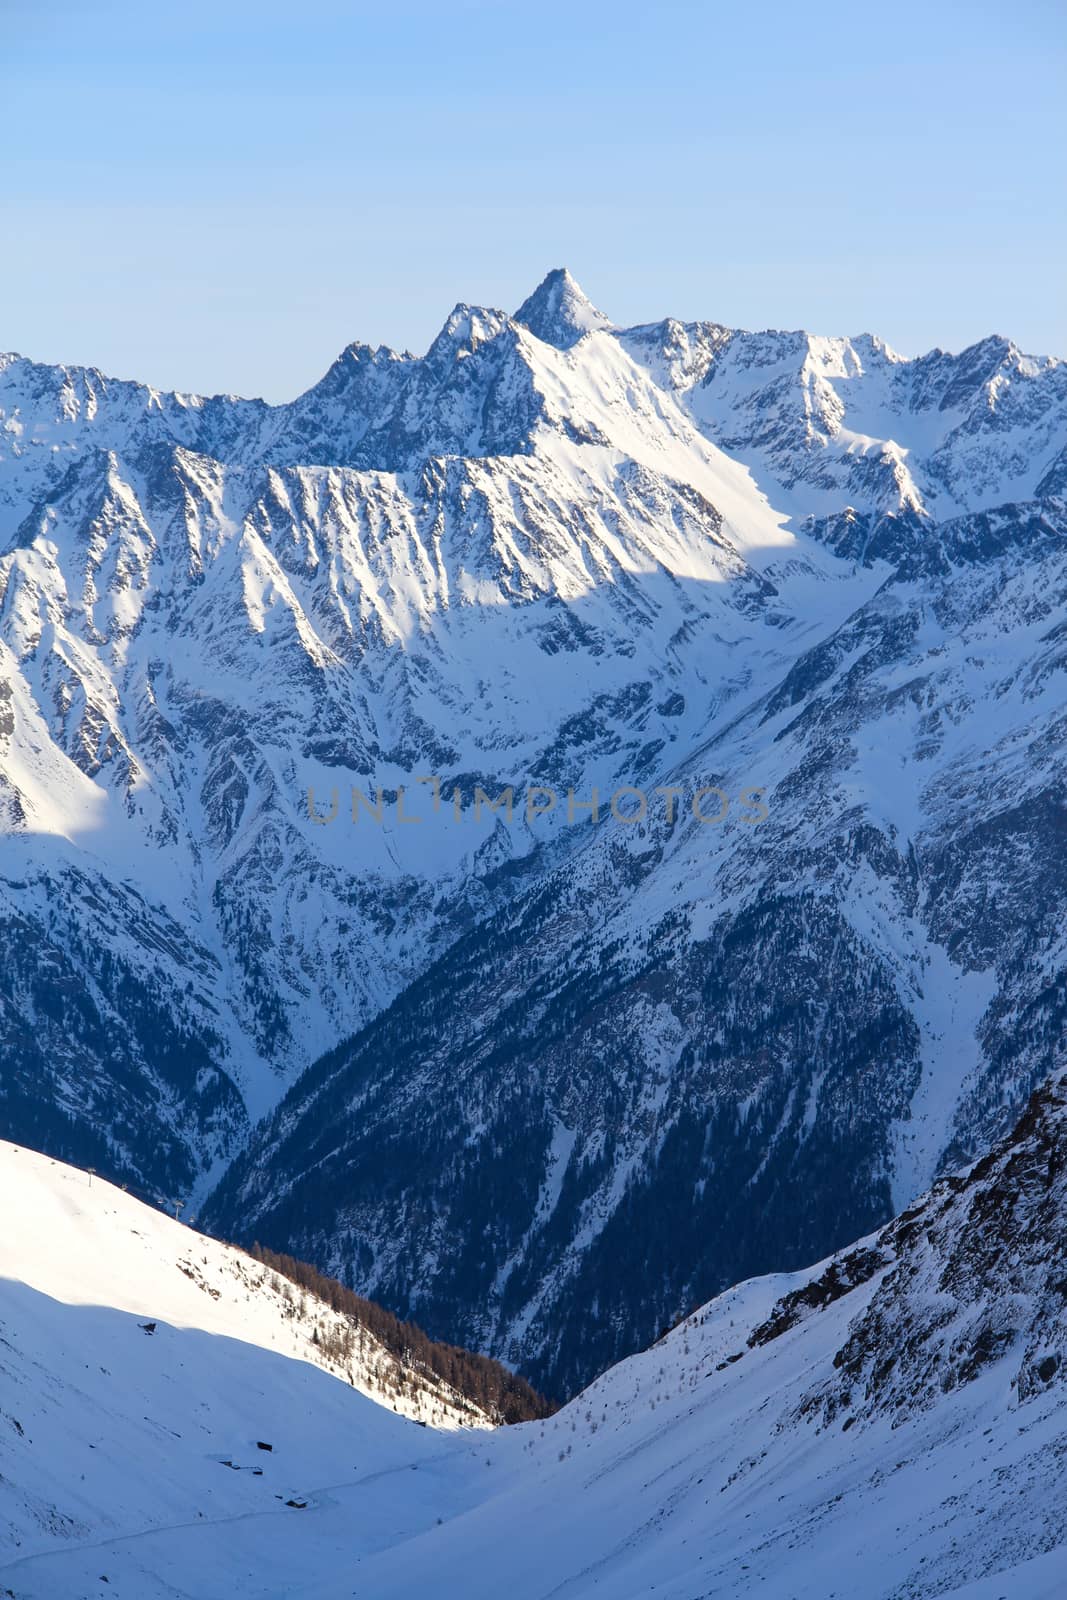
[{"x1": 248, "y1": 1242, "x2": 555, "y2": 1423}]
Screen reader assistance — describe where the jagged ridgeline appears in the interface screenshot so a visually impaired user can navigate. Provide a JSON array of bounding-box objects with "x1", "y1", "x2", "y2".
[{"x1": 2, "y1": 271, "x2": 1065, "y2": 1395}]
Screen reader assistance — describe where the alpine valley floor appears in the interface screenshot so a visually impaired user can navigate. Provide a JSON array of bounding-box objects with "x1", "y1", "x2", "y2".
[{"x1": 2, "y1": 1073, "x2": 1065, "y2": 1598}]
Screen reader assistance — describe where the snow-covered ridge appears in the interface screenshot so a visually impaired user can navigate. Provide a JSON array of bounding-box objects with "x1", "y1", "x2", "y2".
[
  {"x1": 3, "y1": 268, "x2": 1062, "y2": 530},
  {"x1": 0, "y1": 1139, "x2": 507, "y2": 1595},
  {"x1": 0, "y1": 1139, "x2": 489, "y2": 1433}
]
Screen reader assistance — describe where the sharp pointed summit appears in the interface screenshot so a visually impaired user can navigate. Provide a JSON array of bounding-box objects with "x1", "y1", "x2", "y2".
[{"x1": 513, "y1": 267, "x2": 613, "y2": 350}]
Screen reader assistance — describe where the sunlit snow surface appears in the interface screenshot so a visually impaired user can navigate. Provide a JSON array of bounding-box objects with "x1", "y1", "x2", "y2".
[
  {"x1": 0, "y1": 1140, "x2": 488, "y2": 1594},
  {"x1": 3, "y1": 1093, "x2": 1065, "y2": 1600}
]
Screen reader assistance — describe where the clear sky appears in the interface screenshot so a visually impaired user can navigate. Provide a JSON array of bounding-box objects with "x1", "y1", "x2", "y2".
[{"x1": 4, "y1": 0, "x2": 1064, "y2": 401}]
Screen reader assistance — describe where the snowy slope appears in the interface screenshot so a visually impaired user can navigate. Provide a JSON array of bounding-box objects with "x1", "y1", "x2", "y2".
[
  {"x1": 327, "y1": 1072, "x2": 1067, "y2": 1600},
  {"x1": 3, "y1": 1080, "x2": 1065, "y2": 1598},
  {"x1": 0, "y1": 1140, "x2": 496, "y2": 1593}
]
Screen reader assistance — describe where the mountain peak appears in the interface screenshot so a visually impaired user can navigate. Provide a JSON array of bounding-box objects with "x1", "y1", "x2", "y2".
[
  {"x1": 424, "y1": 303, "x2": 511, "y2": 370},
  {"x1": 514, "y1": 268, "x2": 613, "y2": 350}
]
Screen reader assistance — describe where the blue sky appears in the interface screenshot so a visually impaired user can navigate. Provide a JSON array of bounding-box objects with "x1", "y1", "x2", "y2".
[{"x1": 4, "y1": 0, "x2": 1064, "y2": 400}]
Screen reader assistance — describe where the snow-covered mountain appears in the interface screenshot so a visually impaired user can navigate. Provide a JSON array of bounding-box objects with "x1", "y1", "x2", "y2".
[
  {"x1": 207, "y1": 481, "x2": 1067, "y2": 1396},
  {"x1": 3, "y1": 1075, "x2": 1065, "y2": 1597},
  {"x1": 0, "y1": 270, "x2": 854, "y2": 1197},
  {"x1": 1, "y1": 270, "x2": 1065, "y2": 1394}
]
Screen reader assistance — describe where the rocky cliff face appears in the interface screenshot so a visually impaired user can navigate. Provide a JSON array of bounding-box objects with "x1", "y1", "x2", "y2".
[
  {"x1": 2, "y1": 272, "x2": 1064, "y2": 1391},
  {"x1": 748, "y1": 1071, "x2": 1067, "y2": 1426}
]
